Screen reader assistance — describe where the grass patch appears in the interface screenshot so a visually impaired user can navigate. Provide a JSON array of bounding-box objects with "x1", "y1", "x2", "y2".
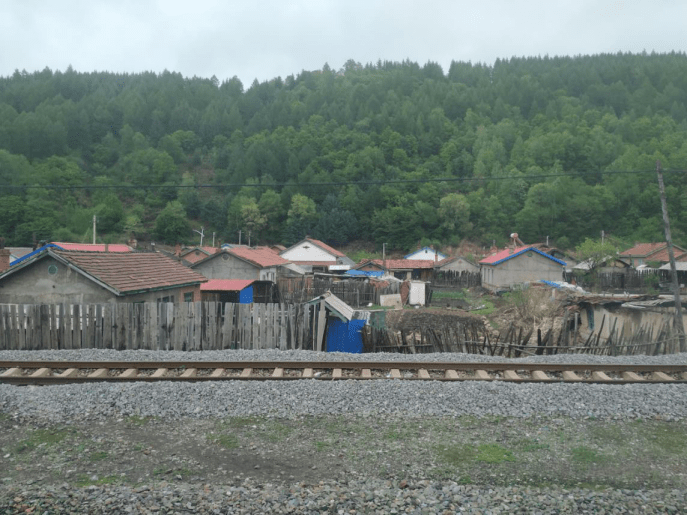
[
  {"x1": 435, "y1": 444, "x2": 477, "y2": 465},
  {"x1": 472, "y1": 299, "x2": 496, "y2": 315},
  {"x1": 571, "y1": 446, "x2": 603, "y2": 463},
  {"x1": 515, "y1": 440, "x2": 550, "y2": 452},
  {"x1": 89, "y1": 451, "x2": 109, "y2": 461},
  {"x1": 475, "y1": 444, "x2": 516, "y2": 463},
  {"x1": 208, "y1": 434, "x2": 239, "y2": 449},
  {"x1": 431, "y1": 290, "x2": 467, "y2": 300},
  {"x1": 315, "y1": 441, "x2": 331, "y2": 452},
  {"x1": 15, "y1": 429, "x2": 69, "y2": 454},
  {"x1": 262, "y1": 421, "x2": 294, "y2": 443}
]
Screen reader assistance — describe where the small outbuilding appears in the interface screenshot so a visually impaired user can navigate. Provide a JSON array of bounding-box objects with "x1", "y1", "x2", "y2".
[
  {"x1": 306, "y1": 291, "x2": 368, "y2": 353},
  {"x1": 480, "y1": 246, "x2": 566, "y2": 291}
]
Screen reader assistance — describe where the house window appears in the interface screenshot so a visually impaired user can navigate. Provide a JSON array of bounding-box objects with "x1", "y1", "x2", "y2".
[
  {"x1": 158, "y1": 295, "x2": 174, "y2": 304},
  {"x1": 184, "y1": 292, "x2": 194, "y2": 302}
]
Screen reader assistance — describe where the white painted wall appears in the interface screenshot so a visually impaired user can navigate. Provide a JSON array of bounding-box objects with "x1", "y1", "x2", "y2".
[{"x1": 281, "y1": 242, "x2": 336, "y2": 262}]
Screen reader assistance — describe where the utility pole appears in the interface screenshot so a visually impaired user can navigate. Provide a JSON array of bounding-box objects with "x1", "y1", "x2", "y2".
[
  {"x1": 92, "y1": 214, "x2": 97, "y2": 245},
  {"x1": 656, "y1": 160, "x2": 686, "y2": 352},
  {"x1": 193, "y1": 226, "x2": 205, "y2": 246},
  {"x1": 248, "y1": 230, "x2": 251, "y2": 247},
  {"x1": 383, "y1": 243, "x2": 387, "y2": 274},
  {"x1": 212, "y1": 232, "x2": 215, "y2": 247},
  {"x1": 238, "y1": 230, "x2": 242, "y2": 245}
]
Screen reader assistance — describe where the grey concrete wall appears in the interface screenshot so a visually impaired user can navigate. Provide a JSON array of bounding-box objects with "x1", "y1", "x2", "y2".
[
  {"x1": 193, "y1": 254, "x2": 259, "y2": 280},
  {"x1": 482, "y1": 252, "x2": 563, "y2": 289}
]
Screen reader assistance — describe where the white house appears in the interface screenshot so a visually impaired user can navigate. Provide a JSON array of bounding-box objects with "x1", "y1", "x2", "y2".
[
  {"x1": 280, "y1": 238, "x2": 353, "y2": 272},
  {"x1": 405, "y1": 247, "x2": 447, "y2": 262}
]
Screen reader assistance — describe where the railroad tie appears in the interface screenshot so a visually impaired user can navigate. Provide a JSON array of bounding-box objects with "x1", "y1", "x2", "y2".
[
  {"x1": 272, "y1": 367, "x2": 284, "y2": 378},
  {"x1": 29, "y1": 368, "x2": 51, "y2": 378},
  {"x1": 119, "y1": 368, "x2": 138, "y2": 379},
  {"x1": 474, "y1": 370, "x2": 490, "y2": 380},
  {"x1": 591, "y1": 371, "x2": 613, "y2": 382},
  {"x1": 332, "y1": 368, "x2": 343, "y2": 379},
  {"x1": 389, "y1": 369, "x2": 401, "y2": 379},
  {"x1": 651, "y1": 371, "x2": 674, "y2": 382},
  {"x1": 180, "y1": 368, "x2": 197, "y2": 378},
  {"x1": 302, "y1": 368, "x2": 313, "y2": 378},
  {"x1": 1, "y1": 368, "x2": 21, "y2": 377},
  {"x1": 444, "y1": 370, "x2": 459, "y2": 380},
  {"x1": 57, "y1": 368, "x2": 78, "y2": 378},
  {"x1": 562, "y1": 371, "x2": 582, "y2": 381},
  {"x1": 239, "y1": 368, "x2": 252, "y2": 378},
  {"x1": 88, "y1": 368, "x2": 108, "y2": 378},
  {"x1": 503, "y1": 370, "x2": 520, "y2": 380},
  {"x1": 531, "y1": 371, "x2": 550, "y2": 381},
  {"x1": 418, "y1": 369, "x2": 430, "y2": 379},
  {"x1": 361, "y1": 369, "x2": 372, "y2": 379},
  {"x1": 621, "y1": 371, "x2": 644, "y2": 381},
  {"x1": 210, "y1": 368, "x2": 225, "y2": 378},
  {"x1": 151, "y1": 368, "x2": 168, "y2": 378}
]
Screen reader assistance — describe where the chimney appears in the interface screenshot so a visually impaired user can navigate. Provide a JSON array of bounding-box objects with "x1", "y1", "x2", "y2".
[
  {"x1": 104, "y1": 243, "x2": 109, "y2": 252},
  {"x1": 175, "y1": 242, "x2": 181, "y2": 257},
  {"x1": 151, "y1": 242, "x2": 156, "y2": 252}
]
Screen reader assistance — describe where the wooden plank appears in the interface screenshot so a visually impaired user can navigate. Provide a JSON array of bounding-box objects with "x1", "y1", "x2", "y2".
[
  {"x1": 17, "y1": 305, "x2": 26, "y2": 350},
  {"x1": 316, "y1": 300, "x2": 326, "y2": 352},
  {"x1": 102, "y1": 304, "x2": 112, "y2": 350},
  {"x1": 40, "y1": 305, "x2": 50, "y2": 350},
  {"x1": 94, "y1": 304, "x2": 103, "y2": 350},
  {"x1": 85, "y1": 305, "x2": 95, "y2": 349}
]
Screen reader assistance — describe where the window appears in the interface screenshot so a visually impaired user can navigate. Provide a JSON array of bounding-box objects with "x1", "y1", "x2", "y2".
[{"x1": 184, "y1": 292, "x2": 194, "y2": 302}]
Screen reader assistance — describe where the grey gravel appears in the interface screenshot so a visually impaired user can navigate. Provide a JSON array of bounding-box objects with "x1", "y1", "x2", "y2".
[{"x1": 2, "y1": 349, "x2": 687, "y2": 512}]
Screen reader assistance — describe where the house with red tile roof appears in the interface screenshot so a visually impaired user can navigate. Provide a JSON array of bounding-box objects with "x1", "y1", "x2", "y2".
[
  {"x1": 52, "y1": 242, "x2": 133, "y2": 252},
  {"x1": 479, "y1": 246, "x2": 566, "y2": 290},
  {"x1": 280, "y1": 237, "x2": 354, "y2": 272},
  {"x1": 179, "y1": 246, "x2": 221, "y2": 264},
  {"x1": 0, "y1": 248, "x2": 207, "y2": 304},
  {"x1": 620, "y1": 243, "x2": 687, "y2": 267},
  {"x1": 191, "y1": 247, "x2": 289, "y2": 302}
]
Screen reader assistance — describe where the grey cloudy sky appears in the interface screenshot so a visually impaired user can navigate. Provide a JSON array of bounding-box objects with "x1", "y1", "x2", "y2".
[{"x1": 1, "y1": 0, "x2": 684, "y2": 86}]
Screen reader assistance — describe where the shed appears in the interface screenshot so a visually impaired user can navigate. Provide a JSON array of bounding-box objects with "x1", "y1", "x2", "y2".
[
  {"x1": 200, "y1": 279, "x2": 254, "y2": 304},
  {"x1": 480, "y1": 246, "x2": 566, "y2": 291},
  {"x1": 306, "y1": 291, "x2": 368, "y2": 353}
]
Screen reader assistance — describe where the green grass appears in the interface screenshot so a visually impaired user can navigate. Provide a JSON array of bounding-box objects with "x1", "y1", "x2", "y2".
[
  {"x1": 571, "y1": 446, "x2": 604, "y2": 463},
  {"x1": 15, "y1": 429, "x2": 69, "y2": 454},
  {"x1": 208, "y1": 433, "x2": 239, "y2": 449},
  {"x1": 432, "y1": 290, "x2": 467, "y2": 300},
  {"x1": 475, "y1": 444, "x2": 516, "y2": 463},
  {"x1": 472, "y1": 299, "x2": 496, "y2": 315},
  {"x1": 89, "y1": 451, "x2": 109, "y2": 461}
]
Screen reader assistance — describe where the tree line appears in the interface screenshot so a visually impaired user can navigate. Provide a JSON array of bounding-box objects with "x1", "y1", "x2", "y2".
[{"x1": 1, "y1": 52, "x2": 687, "y2": 251}]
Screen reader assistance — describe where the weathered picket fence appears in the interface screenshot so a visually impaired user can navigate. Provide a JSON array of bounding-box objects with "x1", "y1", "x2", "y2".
[{"x1": 0, "y1": 302, "x2": 309, "y2": 351}]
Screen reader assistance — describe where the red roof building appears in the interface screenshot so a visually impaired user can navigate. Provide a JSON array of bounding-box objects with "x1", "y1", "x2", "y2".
[
  {"x1": 279, "y1": 238, "x2": 351, "y2": 271},
  {"x1": 620, "y1": 243, "x2": 687, "y2": 266},
  {"x1": 0, "y1": 248, "x2": 206, "y2": 304},
  {"x1": 52, "y1": 242, "x2": 133, "y2": 252}
]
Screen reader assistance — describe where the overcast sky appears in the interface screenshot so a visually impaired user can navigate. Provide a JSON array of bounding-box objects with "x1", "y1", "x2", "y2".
[{"x1": 1, "y1": 0, "x2": 684, "y2": 87}]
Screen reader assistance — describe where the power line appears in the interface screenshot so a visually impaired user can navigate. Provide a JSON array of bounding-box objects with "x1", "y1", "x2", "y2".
[{"x1": 0, "y1": 169, "x2": 686, "y2": 191}]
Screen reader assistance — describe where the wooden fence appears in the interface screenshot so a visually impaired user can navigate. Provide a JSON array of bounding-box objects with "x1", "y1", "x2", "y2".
[
  {"x1": 278, "y1": 277, "x2": 401, "y2": 307},
  {"x1": 563, "y1": 269, "x2": 679, "y2": 292},
  {"x1": 0, "y1": 302, "x2": 311, "y2": 351},
  {"x1": 430, "y1": 270, "x2": 481, "y2": 288}
]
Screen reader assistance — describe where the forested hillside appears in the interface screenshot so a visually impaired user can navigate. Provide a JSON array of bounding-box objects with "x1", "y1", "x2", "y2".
[{"x1": 1, "y1": 52, "x2": 687, "y2": 250}]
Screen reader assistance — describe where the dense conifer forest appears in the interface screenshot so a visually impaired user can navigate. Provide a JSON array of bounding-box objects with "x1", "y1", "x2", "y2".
[{"x1": 1, "y1": 52, "x2": 686, "y2": 251}]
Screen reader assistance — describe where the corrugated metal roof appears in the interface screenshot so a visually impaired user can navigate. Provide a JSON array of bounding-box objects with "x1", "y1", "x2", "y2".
[
  {"x1": 201, "y1": 279, "x2": 254, "y2": 291},
  {"x1": 480, "y1": 246, "x2": 566, "y2": 266},
  {"x1": 307, "y1": 291, "x2": 355, "y2": 321}
]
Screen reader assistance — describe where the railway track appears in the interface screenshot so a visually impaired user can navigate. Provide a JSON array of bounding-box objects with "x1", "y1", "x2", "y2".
[{"x1": 2, "y1": 360, "x2": 687, "y2": 385}]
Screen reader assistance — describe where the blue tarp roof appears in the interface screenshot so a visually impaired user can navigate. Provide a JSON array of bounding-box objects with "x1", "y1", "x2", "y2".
[
  {"x1": 345, "y1": 270, "x2": 384, "y2": 278},
  {"x1": 9, "y1": 244, "x2": 61, "y2": 267}
]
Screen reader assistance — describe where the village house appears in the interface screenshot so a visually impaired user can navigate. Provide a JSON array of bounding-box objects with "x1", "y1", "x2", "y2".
[
  {"x1": 200, "y1": 279, "x2": 255, "y2": 304},
  {"x1": 0, "y1": 247, "x2": 206, "y2": 304},
  {"x1": 191, "y1": 246, "x2": 289, "y2": 303},
  {"x1": 178, "y1": 245, "x2": 220, "y2": 264},
  {"x1": 620, "y1": 243, "x2": 687, "y2": 267},
  {"x1": 280, "y1": 237, "x2": 354, "y2": 273},
  {"x1": 480, "y1": 246, "x2": 566, "y2": 290},
  {"x1": 354, "y1": 259, "x2": 435, "y2": 281},
  {"x1": 434, "y1": 256, "x2": 479, "y2": 273},
  {"x1": 404, "y1": 246, "x2": 447, "y2": 262}
]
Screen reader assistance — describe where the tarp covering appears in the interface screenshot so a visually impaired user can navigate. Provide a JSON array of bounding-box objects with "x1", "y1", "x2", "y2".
[{"x1": 326, "y1": 318, "x2": 365, "y2": 353}]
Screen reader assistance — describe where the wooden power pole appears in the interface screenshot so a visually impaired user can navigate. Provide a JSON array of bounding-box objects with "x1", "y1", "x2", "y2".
[{"x1": 656, "y1": 160, "x2": 686, "y2": 352}]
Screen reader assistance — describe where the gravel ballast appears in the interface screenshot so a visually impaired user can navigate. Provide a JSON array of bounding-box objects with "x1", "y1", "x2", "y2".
[{"x1": 1, "y1": 349, "x2": 686, "y2": 513}]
